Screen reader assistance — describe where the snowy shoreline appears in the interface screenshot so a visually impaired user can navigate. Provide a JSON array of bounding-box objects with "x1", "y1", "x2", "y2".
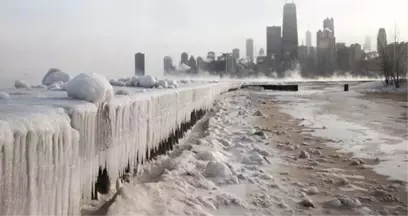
[{"x1": 87, "y1": 89, "x2": 407, "y2": 216}]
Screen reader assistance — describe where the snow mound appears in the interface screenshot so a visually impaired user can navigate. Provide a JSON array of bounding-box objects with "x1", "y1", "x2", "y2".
[
  {"x1": 48, "y1": 81, "x2": 65, "y2": 91},
  {"x1": 204, "y1": 161, "x2": 232, "y2": 178},
  {"x1": 138, "y1": 75, "x2": 157, "y2": 88},
  {"x1": 42, "y1": 68, "x2": 72, "y2": 85},
  {"x1": 157, "y1": 80, "x2": 168, "y2": 88},
  {"x1": 109, "y1": 79, "x2": 126, "y2": 87},
  {"x1": 167, "y1": 80, "x2": 178, "y2": 86},
  {"x1": 32, "y1": 85, "x2": 47, "y2": 89},
  {"x1": 0, "y1": 92, "x2": 10, "y2": 100},
  {"x1": 65, "y1": 73, "x2": 113, "y2": 103},
  {"x1": 14, "y1": 80, "x2": 30, "y2": 89}
]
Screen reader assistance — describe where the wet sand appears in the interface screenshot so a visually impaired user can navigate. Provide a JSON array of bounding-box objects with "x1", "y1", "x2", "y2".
[{"x1": 255, "y1": 94, "x2": 408, "y2": 216}]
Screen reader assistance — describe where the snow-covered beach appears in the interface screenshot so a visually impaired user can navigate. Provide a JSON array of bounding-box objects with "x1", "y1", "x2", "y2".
[{"x1": 83, "y1": 82, "x2": 407, "y2": 216}]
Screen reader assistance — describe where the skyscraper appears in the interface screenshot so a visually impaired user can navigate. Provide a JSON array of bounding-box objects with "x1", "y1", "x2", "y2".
[
  {"x1": 282, "y1": 3, "x2": 299, "y2": 70},
  {"x1": 306, "y1": 30, "x2": 312, "y2": 53},
  {"x1": 181, "y1": 52, "x2": 189, "y2": 65},
  {"x1": 323, "y1": 18, "x2": 334, "y2": 34},
  {"x1": 163, "y1": 56, "x2": 173, "y2": 73},
  {"x1": 232, "y1": 48, "x2": 240, "y2": 59},
  {"x1": 266, "y1": 26, "x2": 282, "y2": 75},
  {"x1": 316, "y1": 28, "x2": 336, "y2": 76},
  {"x1": 377, "y1": 28, "x2": 387, "y2": 54},
  {"x1": 246, "y1": 39, "x2": 254, "y2": 62},
  {"x1": 363, "y1": 36, "x2": 372, "y2": 51},
  {"x1": 135, "y1": 52, "x2": 145, "y2": 75}
]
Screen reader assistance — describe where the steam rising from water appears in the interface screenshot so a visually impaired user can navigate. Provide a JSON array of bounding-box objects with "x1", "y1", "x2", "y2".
[{"x1": 164, "y1": 68, "x2": 380, "y2": 83}]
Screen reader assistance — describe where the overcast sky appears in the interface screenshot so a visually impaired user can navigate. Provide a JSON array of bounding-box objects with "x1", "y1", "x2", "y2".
[{"x1": 0, "y1": 0, "x2": 407, "y2": 82}]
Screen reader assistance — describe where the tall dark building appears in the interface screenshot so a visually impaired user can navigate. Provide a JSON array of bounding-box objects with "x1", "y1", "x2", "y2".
[
  {"x1": 163, "y1": 56, "x2": 173, "y2": 73},
  {"x1": 181, "y1": 52, "x2": 189, "y2": 65},
  {"x1": 188, "y1": 56, "x2": 197, "y2": 73},
  {"x1": 323, "y1": 18, "x2": 334, "y2": 34},
  {"x1": 377, "y1": 28, "x2": 387, "y2": 54},
  {"x1": 266, "y1": 26, "x2": 282, "y2": 76},
  {"x1": 135, "y1": 52, "x2": 145, "y2": 75},
  {"x1": 246, "y1": 39, "x2": 254, "y2": 62},
  {"x1": 282, "y1": 3, "x2": 299, "y2": 70}
]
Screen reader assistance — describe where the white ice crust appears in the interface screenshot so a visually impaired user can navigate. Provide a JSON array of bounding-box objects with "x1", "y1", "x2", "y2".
[
  {"x1": 66, "y1": 73, "x2": 114, "y2": 103},
  {"x1": 0, "y1": 92, "x2": 10, "y2": 100},
  {"x1": 14, "y1": 80, "x2": 30, "y2": 89},
  {"x1": 138, "y1": 75, "x2": 157, "y2": 88},
  {"x1": 0, "y1": 81, "x2": 241, "y2": 215},
  {"x1": 42, "y1": 68, "x2": 72, "y2": 85}
]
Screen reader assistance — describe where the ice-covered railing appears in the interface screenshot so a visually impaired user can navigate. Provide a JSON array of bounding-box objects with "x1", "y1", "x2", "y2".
[{"x1": 0, "y1": 81, "x2": 241, "y2": 215}]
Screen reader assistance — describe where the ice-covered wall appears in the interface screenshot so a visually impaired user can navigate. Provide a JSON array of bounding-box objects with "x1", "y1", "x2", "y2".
[{"x1": 0, "y1": 82, "x2": 240, "y2": 215}]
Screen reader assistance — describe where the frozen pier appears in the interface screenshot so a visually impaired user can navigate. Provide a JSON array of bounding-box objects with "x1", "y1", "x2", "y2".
[{"x1": 0, "y1": 82, "x2": 240, "y2": 215}]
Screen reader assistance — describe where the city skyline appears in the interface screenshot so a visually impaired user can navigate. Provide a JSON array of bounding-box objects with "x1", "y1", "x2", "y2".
[{"x1": 0, "y1": 0, "x2": 407, "y2": 80}]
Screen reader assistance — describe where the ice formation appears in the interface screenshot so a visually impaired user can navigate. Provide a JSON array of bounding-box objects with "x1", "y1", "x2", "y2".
[
  {"x1": 109, "y1": 79, "x2": 126, "y2": 87},
  {"x1": 42, "y1": 68, "x2": 72, "y2": 85},
  {"x1": 138, "y1": 75, "x2": 157, "y2": 88},
  {"x1": 0, "y1": 81, "x2": 240, "y2": 215},
  {"x1": 66, "y1": 73, "x2": 114, "y2": 103},
  {"x1": 0, "y1": 92, "x2": 10, "y2": 99},
  {"x1": 14, "y1": 80, "x2": 30, "y2": 89}
]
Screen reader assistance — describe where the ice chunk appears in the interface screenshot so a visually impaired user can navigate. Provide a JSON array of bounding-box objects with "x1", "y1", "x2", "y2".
[
  {"x1": 42, "y1": 68, "x2": 72, "y2": 85},
  {"x1": 14, "y1": 79, "x2": 30, "y2": 88},
  {"x1": 204, "y1": 161, "x2": 232, "y2": 177},
  {"x1": 167, "y1": 80, "x2": 178, "y2": 86},
  {"x1": 157, "y1": 80, "x2": 168, "y2": 88},
  {"x1": 0, "y1": 91, "x2": 10, "y2": 99},
  {"x1": 109, "y1": 79, "x2": 126, "y2": 87},
  {"x1": 138, "y1": 75, "x2": 157, "y2": 88},
  {"x1": 66, "y1": 73, "x2": 113, "y2": 103},
  {"x1": 48, "y1": 81, "x2": 65, "y2": 91}
]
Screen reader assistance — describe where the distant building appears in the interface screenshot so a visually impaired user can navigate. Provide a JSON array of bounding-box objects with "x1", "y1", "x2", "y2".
[
  {"x1": 363, "y1": 36, "x2": 372, "y2": 52},
  {"x1": 225, "y1": 54, "x2": 237, "y2": 74},
  {"x1": 377, "y1": 28, "x2": 387, "y2": 54},
  {"x1": 282, "y1": 3, "x2": 299, "y2": 71},
  {"x1": 181, "y1": 52, "x2": 189, "y2": 65},
  {"x1": 306, "y1": 30, "x2": 312, "y2": 53},
  {"x1": 336, "y1": 43, "x2": 350, "y2": 72},
  {"x1": 323, "y1": 18, "x2": 334, "y2": 35},
  {"x1": 266, "y1": 26, "x2": 283, "y2": 76},
  {"x1": 207, "y1": 51, "x2": 215, "y2": 61},
  {"x1": 349, "y1": 43, "x2": 363, "y2": 74},
  {"x1": 196, "y1": 56, "x2": 204, "y2": 71},
  {"x1": 232, "y1": 48, "x2": 240, "y2": 59},
  {"x1": 246, "y1": 39, "x2": 254, "y2": 62},
  {"x1": 188, "y1": 56, "x2": 197, "y2": 73},
  {"x1": 316, "y1": 28, "x2": 336, "y2": 76},
  {"x1": 163, "y1": 56, "x2": 173, "y2": 73},
  {"x1": 135, "y1": 52, "x2": 145, "y2": 75}
]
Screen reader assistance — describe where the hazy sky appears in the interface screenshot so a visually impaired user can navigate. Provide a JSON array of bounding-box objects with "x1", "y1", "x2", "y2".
[{"x1": 0, "y1": 0, "x2": 407, "y2": 82}]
